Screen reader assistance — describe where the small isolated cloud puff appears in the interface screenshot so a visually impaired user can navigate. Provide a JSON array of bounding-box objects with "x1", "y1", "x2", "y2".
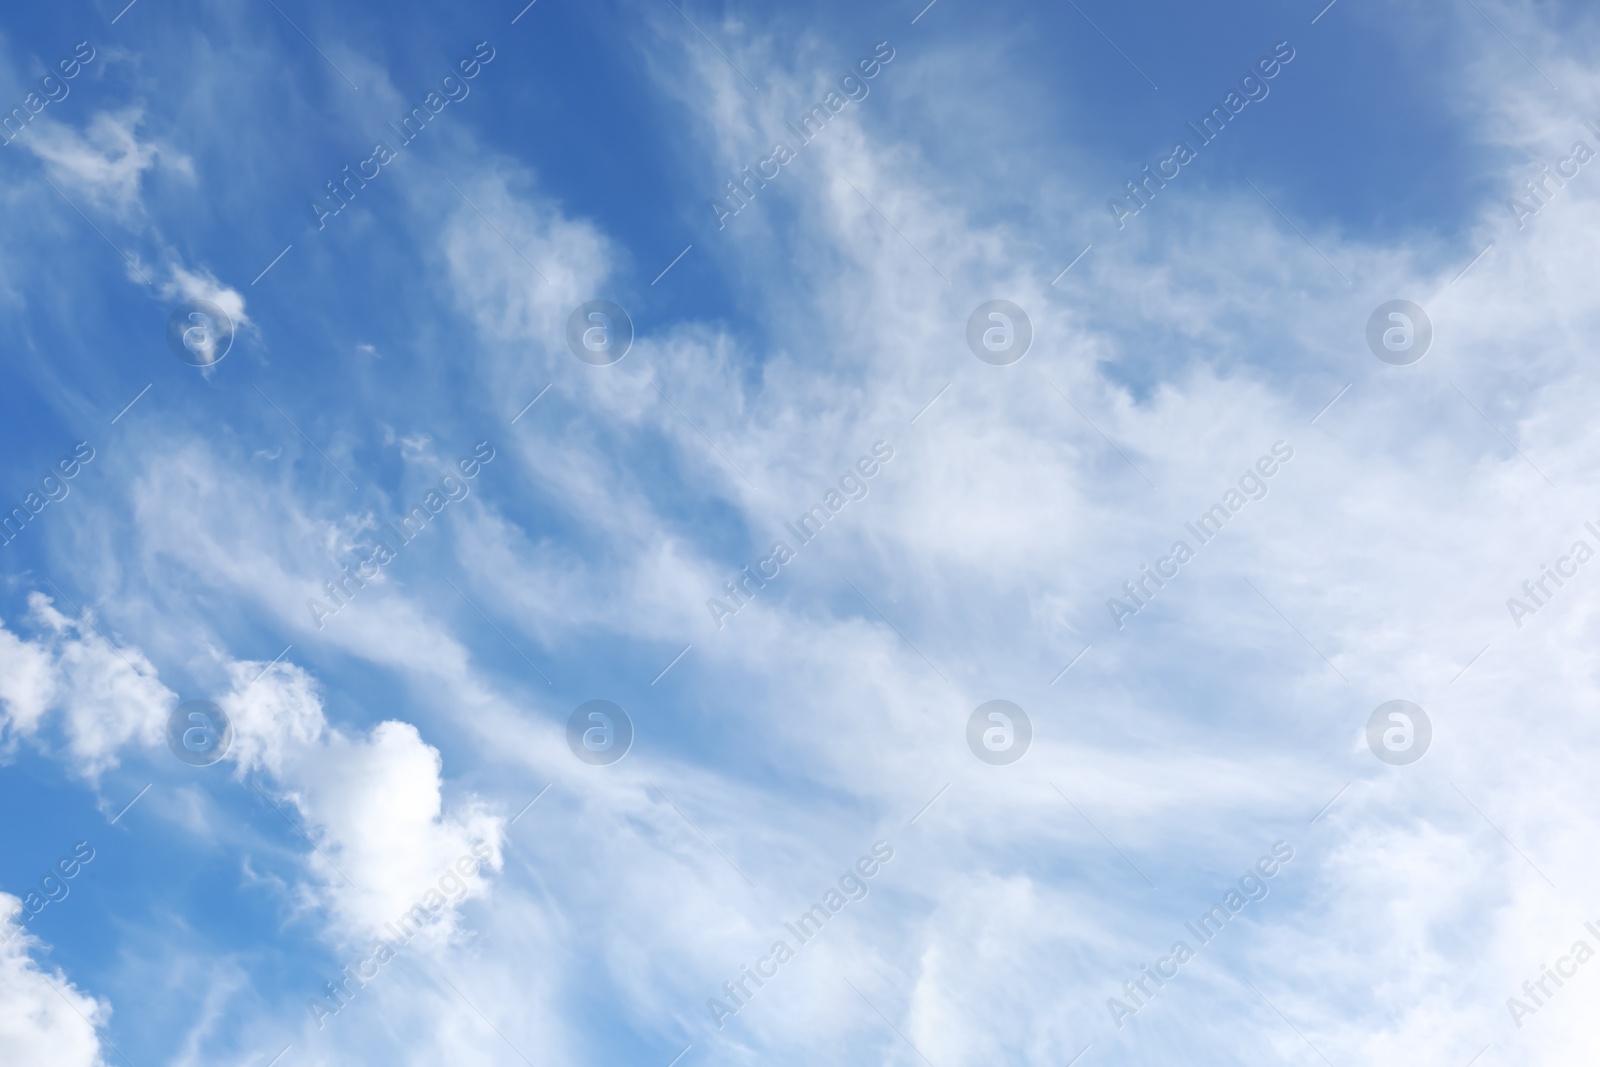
[
  {"x1": 0, "y1": 593, "x2": 173, "y2": 779},
  {"x1": 22, "y1": 107, "x2": 189, "y2": 216},
  {"x1": 219, "y1": 660, "x2": 504, "y2": 950},
  {"x1": 160, "y1": 262, "x2": 250, "y2": 331},
  {"x1": 0, "y1": 898, "x2": 108, "y2": 1067}
]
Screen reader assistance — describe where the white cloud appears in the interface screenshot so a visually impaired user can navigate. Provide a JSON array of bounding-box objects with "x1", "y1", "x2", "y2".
[
  {"x1": 0, "y1": 594, "x2": 172, "y2": 778},
  {"x1": 21, "y1": 107, "x2": 187, "y2": 216},
  {"x1": 0, "y1": 615, "x2": 54, "y2": 740},
  {"x1": 159, "y1": 261, "x2": 250, "y2": 331},
  {"x1": 220, "y1": 660, "x2": 504, "y2": 951},
  {"x1": 0, "y1": 904, "x2": 108, "y2": 1067},
  {"x1": 14, "y1": 3, "x2": 1600, "y2": 1064}
]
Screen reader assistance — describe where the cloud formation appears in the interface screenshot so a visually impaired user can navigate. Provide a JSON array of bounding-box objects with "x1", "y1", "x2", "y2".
[
  {"x1": 0, "y1": 902, "x2": 107, "y2": 1067},
  {"x1": 0, "y1": 594, "x2": 172, "y2": 778}
]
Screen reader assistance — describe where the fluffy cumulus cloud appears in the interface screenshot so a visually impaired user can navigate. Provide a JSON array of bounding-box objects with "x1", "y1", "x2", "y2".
[
  {"x1": 0, "y1": 905, "x2": 107, "y2": 1067},
  {"x1": 0, "y1": 593, "x2": 172, "y2": 777},
  {"x1": 219, "y1": 660, "x2": 503, "y2": 950}
]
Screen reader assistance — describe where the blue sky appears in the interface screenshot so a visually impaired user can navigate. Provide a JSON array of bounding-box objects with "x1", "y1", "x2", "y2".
[{"x1": 3, "y1": 0, "x2": 1600, "y2": 1064}]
